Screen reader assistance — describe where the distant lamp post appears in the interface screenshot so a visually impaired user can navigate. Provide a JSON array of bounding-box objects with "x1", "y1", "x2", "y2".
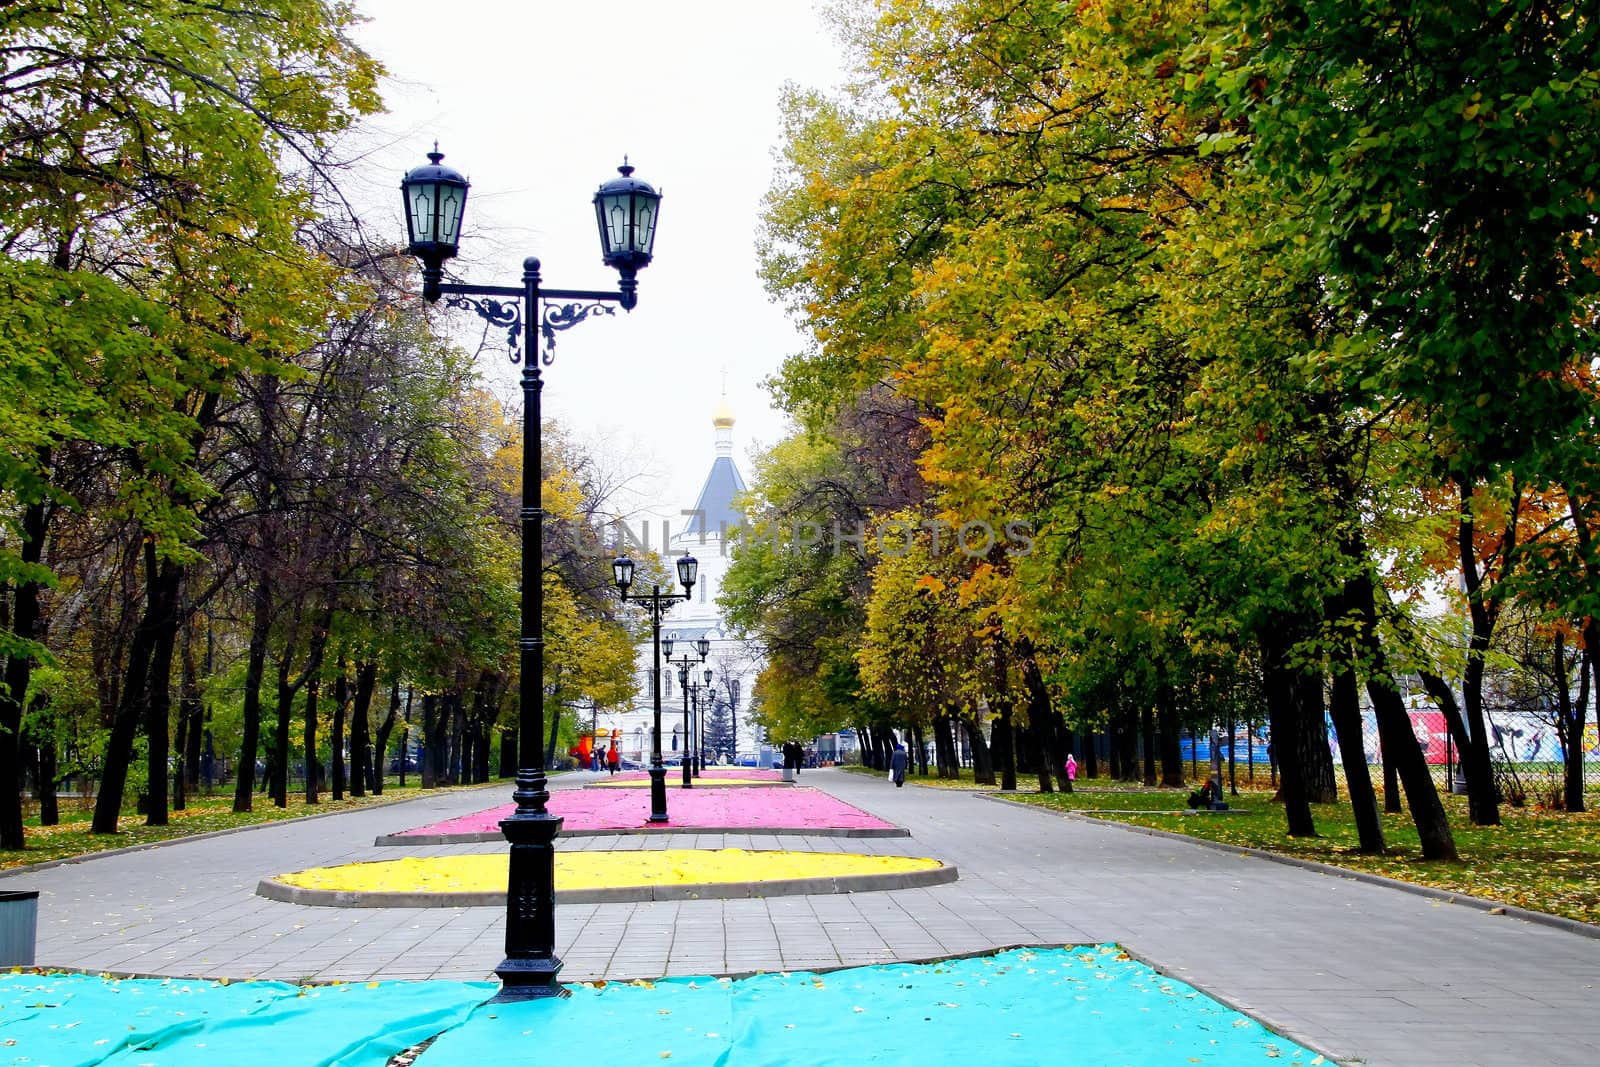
[
  {"x1": 728, "y1": 677, "x2": 741, "y2": 766},
  {"x1": 665, "y1": 636, "x2": 711, "y2": 787},
  {"x1": 614, "y1": 554, "x2": 697, "y2": 819},
  {"x1": 401, "y1": 147, "x2": 660, "y2": 1002},
  {"x1": 698, "y1": 666, "x2": 713, "y2": 774}
]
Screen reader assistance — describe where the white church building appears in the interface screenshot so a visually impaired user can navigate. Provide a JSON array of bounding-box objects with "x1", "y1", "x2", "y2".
[{"x1": 608, "y1": 402, "x2": 766, "y2": 767}]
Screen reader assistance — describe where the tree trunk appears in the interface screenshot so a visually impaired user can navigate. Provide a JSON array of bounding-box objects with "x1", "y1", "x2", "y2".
[
  {"x1": 1568, "y1": 493, "x2": 1599, "y2": 814},
  {"x1": 1261, "y1": 627, "x2": 1317, "y2": 837},
  {"x1": 0, "y1": 496, "x2": 47, "y2": 848},
  {"x1": 35, "y1": 722, "x2": 58, "y2": 827},
  {"x1": 1413, "y1": 669, "x2": 1472, "y2": 756},
  {"x1": 1457, "y1": 476, "x2": 1502, "y2": 826},
  {"x1": 1295, "y1": 673, "x2": 1337, "y2": 804},
  {"x1": 470, "y1": 672, "x2": 499, "y2": 784},
  {"x1": 498, "y1": 728, "x2": 514, "y2": 779},
  {"x1": 303, "y1": 674, "x2": 322, "y2": 804},
  {"x1": 371, "y1": 680, "x2": 401, "y2": 795},
  {"x1": 1116, "y1": 708, "x2": 1140, "y2": 781},
  {"x1": 995, "y1": 706, "x2": 1017, "y2": 791},
  {"x1": 1140, "y1": 705, "x2": 1157, "y2": 786},
  {"x1": 143, "y1": 559, "x2": 183, "y2": 827},
  {"x1": 1570, "y1": 639, "x2": 1591, "y2": 814},
  {"x1": 350, "y1": 662, "x2": 376, "y2": 798},
  {"x1": 331, "y1": 671, "x2": 347, "y2": 801},
  {"x1": 92, "y1": 540, "x2": 171, "y2": 834},
  {"x1": 175, "y1": 623, "x2": 202, "y2": 811},
  {"x1": 1345, "y1": 573, "x2": 1458, "y2": 859},
  {"x1": 963, "y1": 713, "x2": 995, "y2": 785},
  {"x1": 1019, "y1": 642, "x2": 1055, "y2": 792},
  {"x1": 933, "y1": 712, "x2": 959, "y2": 778},
  {"x1": 233, "y1": 578, "x2": 272, "y2": 812},
  {"x1": 272, "y1": 636, "x2": 297, "y2": 807},
  {"x1": 421, "y1": 694, "x2": 440, "y2": 788},
  {"x1": 453, "y1": 690, "x2": 468, "y2": 784},
  {"x1": 172, "y1": 704, "x2": 188, "y2": 813},
  {"x1": 1329, "y1": 667, "x2": 1385, "y2": 853},
  {"x1": 1555, "y1": 635, "x2": 1587, "y2": 814},
  {"x1": 991, "y1": 639, "x2": 1016, "y2": 790},
  {"x1": 1157, "y1": 688, "x2": 1184, "y2": 788},
  {"x1": 1382, "y1": 756, "x2": 1402, "y2": 813}
]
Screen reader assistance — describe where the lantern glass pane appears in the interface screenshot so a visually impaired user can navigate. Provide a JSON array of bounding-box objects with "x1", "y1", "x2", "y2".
[
  {"x1": 602, "y1": 195, "x2": 629, "y2": 255},
  {"x1": 632, "y1": 196, "x2": 657, "y2": 254},
  {"x1": 437, "y1": 184, "x2": 464, "y2": 246},
  {"x1": 407, "y1": 182, "x2": 437, "y2": 246}
]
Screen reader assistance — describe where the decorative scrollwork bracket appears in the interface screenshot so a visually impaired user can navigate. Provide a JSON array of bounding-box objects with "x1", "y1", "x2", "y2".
[
  {"x1": 446, "y1": 295, "x2": 525, "y2": 364},
  {"x1": 539, "y1": 302, "x2": 617, "y2": 366}
]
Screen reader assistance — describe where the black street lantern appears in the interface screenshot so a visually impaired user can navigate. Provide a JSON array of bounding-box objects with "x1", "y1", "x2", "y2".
[
  {"x1": 401, "y1": 150, "x2": 470, "y2": 295},
  {"x1": 675, "y1": 552, "x2": 698, "y2": 591},
  {"x1": 400, "y1": 148, "x2": 660, "y2": 1002},
  {"x1": 612, "y1": 555, "x2": 636, "y2": 592},
  {"x1": 594, "y1": 163, "x2": 662, "y2": 286},
  {"x1": 614, "y1": 554, "x2": 698, "y2": 819}
]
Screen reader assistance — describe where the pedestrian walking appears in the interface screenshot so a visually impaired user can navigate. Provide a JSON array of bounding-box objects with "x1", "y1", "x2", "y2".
[
  {"x1": 607, "y1": 742, "x2": 620, "y2": 775},
  {"x1": 890, "y1": 743, "x2": 907, "y2": 787}
]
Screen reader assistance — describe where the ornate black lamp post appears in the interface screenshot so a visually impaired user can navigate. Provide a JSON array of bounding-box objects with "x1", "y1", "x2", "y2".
[
  {"x1": 401, "y1": 148, "x2": 660, "y2": 1001},
  {"x1": 664, "y1": 635, "x2": 710, "y2": 787},
  {"x1": 730, "y1": 677, "x2": 742, "y2": 766},
  {"x1": 613, "y1": 554, "x2": 698, "y2": 819},
  {"x1": 695, "y1": 666, "x2": 713, "y2": 774}
]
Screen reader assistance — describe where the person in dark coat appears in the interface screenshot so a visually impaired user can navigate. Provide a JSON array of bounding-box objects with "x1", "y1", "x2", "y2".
[{"x1": 889, "y1": 743, "x2": 908, "y2": 787}]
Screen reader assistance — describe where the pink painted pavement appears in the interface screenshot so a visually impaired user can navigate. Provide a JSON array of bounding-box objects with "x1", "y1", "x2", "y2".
[
  {"x1": 393, "y1": 785, "x2": 896, "y2": 837},
  {"x1": 602, "y1": 768, "x2": 785, "y2": 782}
]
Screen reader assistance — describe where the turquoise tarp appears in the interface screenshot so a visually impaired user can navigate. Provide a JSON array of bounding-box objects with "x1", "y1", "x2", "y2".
[
  {"x1": 0, "y1": 973, "x2": 492, "y2": 1067},
  {"x1": 419, "y1": 946, "x2": 1323, "y2": 1066},
  {"x1": 2, "y1": 947, "x2": 1323, "y2": 1066}
]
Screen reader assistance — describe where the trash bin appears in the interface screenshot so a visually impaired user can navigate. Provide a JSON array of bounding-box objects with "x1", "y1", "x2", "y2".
[{"x1": 0, "y1": 890, "x2": 38, "y2": 966}]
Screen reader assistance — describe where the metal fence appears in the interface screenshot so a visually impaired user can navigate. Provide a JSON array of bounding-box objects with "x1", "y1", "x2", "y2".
[{"x1": 1178, "y1": 706, "x2": 1600, "y2": 803}]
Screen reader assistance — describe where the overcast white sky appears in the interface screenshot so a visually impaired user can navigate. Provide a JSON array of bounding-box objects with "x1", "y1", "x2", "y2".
[{"x1": 348, "y1": 1, "x2": 848, "y2": 543}]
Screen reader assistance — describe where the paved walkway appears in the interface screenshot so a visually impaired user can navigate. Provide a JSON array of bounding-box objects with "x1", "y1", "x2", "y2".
[{"x1": 7, "y1": 769, "x2": 1598, "y2": 1066}]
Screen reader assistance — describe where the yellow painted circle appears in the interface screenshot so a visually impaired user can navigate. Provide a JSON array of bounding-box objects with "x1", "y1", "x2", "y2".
[{"x1": 275, "y1": 849, "x2": 941, "y2": 894}]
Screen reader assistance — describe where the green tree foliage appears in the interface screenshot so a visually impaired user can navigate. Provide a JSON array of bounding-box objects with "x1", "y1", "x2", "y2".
[
  {"x1": 747, "y1": 0, "x2": 1600, "y2": 852},
  {"x1": 0, "y1": 0, "x2": 381, "y2": 843}
]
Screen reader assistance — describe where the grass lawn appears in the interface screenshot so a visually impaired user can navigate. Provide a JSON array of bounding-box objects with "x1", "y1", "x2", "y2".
[
  {"x1": 843, "y1": 764, "x2": 1600, "y2": 926},
  {"x1": 2, "y1": 778, "x2": 513, "y2": 871}
]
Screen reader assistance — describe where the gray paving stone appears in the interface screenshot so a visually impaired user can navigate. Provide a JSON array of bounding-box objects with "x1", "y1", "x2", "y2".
[{"x1": 7, "y1": 771, "x2": 1599, "y2": 1065}]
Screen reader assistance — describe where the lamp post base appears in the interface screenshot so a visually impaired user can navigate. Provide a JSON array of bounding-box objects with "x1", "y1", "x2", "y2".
[
  {"x1": 647, "y1": 765, "x2": 669, "y2": 822},
  {"x1": 491, "y1": 956, "x2": 570, "y2": 1001},
  {"x1": 495, "y1": 803, "x2": 565, "y2": 999}
]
